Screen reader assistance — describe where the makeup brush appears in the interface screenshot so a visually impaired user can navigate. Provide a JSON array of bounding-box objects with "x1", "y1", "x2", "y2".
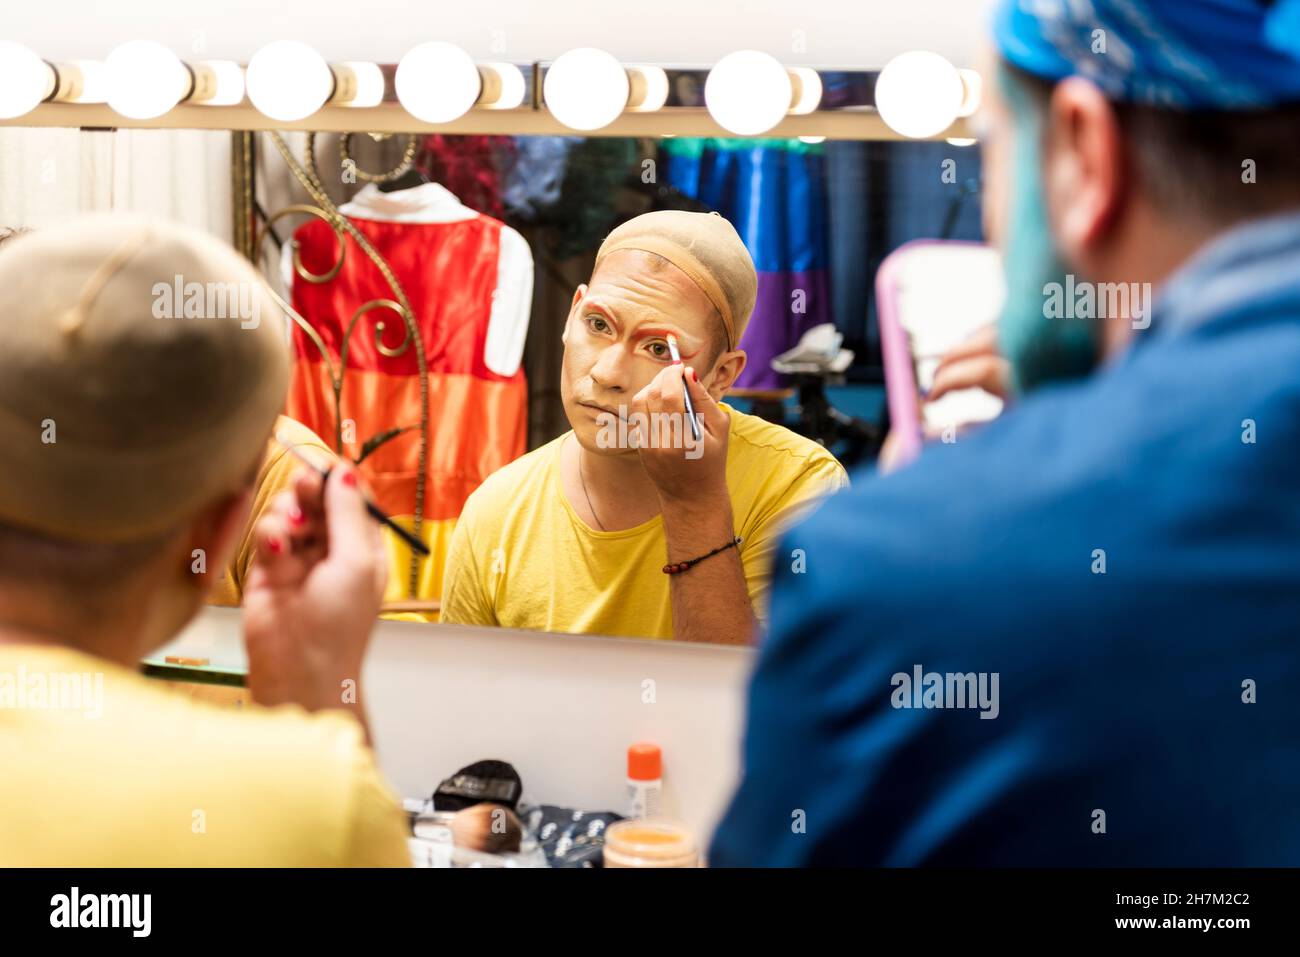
[
  {"x1": 276, "y1": 432, "x2": 431, "y2": 557},
  {"x1": 666, "y1": 334, "x2": 703, "y2": 444},
  {"x1": 450, "y1": 802, "x2": 523, "y2": 854}
]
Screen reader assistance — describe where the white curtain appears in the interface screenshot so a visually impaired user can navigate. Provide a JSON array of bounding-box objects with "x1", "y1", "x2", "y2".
[{"x1": 0, "y1": 127, "x2": 232, "y2": 240}]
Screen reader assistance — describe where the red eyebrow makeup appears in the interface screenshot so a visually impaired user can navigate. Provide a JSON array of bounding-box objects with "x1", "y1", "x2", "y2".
[{"x1": 634, "y1": 326, "x2": 701, "y2": 358}]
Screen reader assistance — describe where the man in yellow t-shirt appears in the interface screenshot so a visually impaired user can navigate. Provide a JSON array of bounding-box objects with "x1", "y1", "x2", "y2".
[
  {"x1": 442, "y1": 211, "x2": 847, "y2": 643},
  {"x1": 0, "y1": 217, "x2": 409, "y2": 866}
]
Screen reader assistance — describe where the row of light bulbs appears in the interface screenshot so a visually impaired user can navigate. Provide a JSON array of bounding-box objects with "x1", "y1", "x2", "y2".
[{"x1": 0, "y1": 39, "x2": 979, "y2": 138}]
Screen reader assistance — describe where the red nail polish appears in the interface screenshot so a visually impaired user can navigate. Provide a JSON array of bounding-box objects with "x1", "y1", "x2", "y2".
[
  {"x1": 289, "y1": 506, "x2": 304, "y2": 526},
  {"x1": 341, "y1": 470, "x2": 358, "y2": 488},
  {"x1": 690, "y1": 368, "x2": 699, "y2": 382},
  {"x1": 268, "y1": 537, "x2": 283, "y2": 555}
]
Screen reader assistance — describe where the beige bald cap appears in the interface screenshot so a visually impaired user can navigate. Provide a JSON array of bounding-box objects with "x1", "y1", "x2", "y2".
[
  {"x1": 594, "y1": 209, "x2": 757, "y2": 350},
  {"x1": 0, "y1": 214, "x2": 289, "y2": 543}
]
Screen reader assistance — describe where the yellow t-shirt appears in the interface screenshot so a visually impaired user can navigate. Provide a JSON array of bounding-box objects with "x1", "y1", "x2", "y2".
[
  {"x1": 0, "y1": 644, "x2": 411, "y2": 866},
  {"x1": 441, "y1": 404, "x2": 849, "y2": 639}
]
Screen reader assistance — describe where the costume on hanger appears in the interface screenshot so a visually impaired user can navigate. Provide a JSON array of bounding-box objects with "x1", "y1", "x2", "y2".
[
  {"x1": 661, "y1": 137, "x2": 831, "y2": 389},
  {"x1": 284, "y1": 181, "x2": 532, "y2": 616}
]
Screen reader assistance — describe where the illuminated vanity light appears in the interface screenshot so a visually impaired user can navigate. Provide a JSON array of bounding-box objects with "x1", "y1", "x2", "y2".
[
  {"x1": 875, "y1": 50, "x2": 964, "y2": 139},
  {"x1": 395, "y1": 45, "x2": 523, "y2": 120},
  {"x1": 397, "y1": 42, "x2": 481, "y2": 122},
  {"x1": 0, "y1": 41, "x2": 56, "y2": 118},
  {"x1": 104, "y1": 41, "x2": 191, "y2": 120},
  {"x1": 544, "y1": 47, "x2": 630, "y2": 131},
  {"x1": 706, "y1": 50, "x2": 792, "y2": 136},
  {"x1": 0, "y1": 44, "x2": 106, "y2": 118},
  {"x1": 51, "y1": 61, "x2": 107, "y2": 105},
  {"x1": 246, "y1": 40, "x2": 333, "y2": 121},
  {"x1": 626, "y1": 65, "x2": 669, "y2": 112},
  {"x1": 798, "y1": 135, "x2": 827, "y2": 144},
  {"x1": 335, "y1": 61, "x2": 385, "y2": 108},
  {"x1": 946, "y1": 137, "x2": 977, "y2": 147},
  {"x1": 477, "y1": 62, "x2": 526, "y2": 110},
  {"x1": 957, "y1": 68, "x2": 982, "y2": 118},
  {"x1": 191, "y1": 60, "x2": 245, "y2": 106},
  {"x1": 788, "y1": 67, "x2": 823, "y2": 115}
]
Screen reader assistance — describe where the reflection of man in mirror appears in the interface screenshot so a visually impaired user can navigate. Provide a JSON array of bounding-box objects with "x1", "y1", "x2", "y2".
[{"x1": 442, "y1": 210, "x2": 847, "y2": 643}]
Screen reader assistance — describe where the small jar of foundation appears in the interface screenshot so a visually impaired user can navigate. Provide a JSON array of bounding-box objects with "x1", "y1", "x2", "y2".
[{"x1": 602, "y1": 819, "x2": 699, "y2": 868}]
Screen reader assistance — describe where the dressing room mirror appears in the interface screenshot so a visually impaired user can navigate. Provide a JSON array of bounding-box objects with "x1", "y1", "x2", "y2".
[{"x1": 0, "y1": 124, "x2": 986, "y2": 645}]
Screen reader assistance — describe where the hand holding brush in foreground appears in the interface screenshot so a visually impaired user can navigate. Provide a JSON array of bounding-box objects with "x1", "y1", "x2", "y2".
[{"x1": 242, "y1": 464, "x2": 387, "y2": 739}]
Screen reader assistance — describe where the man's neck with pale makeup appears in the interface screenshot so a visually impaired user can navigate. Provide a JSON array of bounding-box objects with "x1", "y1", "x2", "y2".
[{"x1": 568, "y1": 435, "x2": 664, "y2": 525}]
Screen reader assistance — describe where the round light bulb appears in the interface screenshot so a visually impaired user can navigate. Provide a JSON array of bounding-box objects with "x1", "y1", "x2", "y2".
[
  {"x1": 627, "y1": 65, "x2": 669, "y2": 112},
  {"x1": 105, "y1": 41, "x2": 190, "y2": 120},
  {"x1": 339, "y1": 61, "x2": 384, "y2": 107},
  {"x1": 0, "y1": 42, "x2": 55, "y2": 119},
  {"x1": 61, "y1": 61, "x2": 107, "y2": 104},
  {"x1": 705, "y1": 50, "x2": 792, "y2": 136},
  {"x1": 957, "y1": 68, "x2": 983, "y2": 117},
  {"x1": 246, "y1": 41, "x2": 333, "y2": 122},
  {"x1": 195, "y1": 60, "x2": 245, "y2": 106},
  {"x1": 544, "y1": 48, "x2": 629, "y2": 131},
  {"x1": 480, "y1": 62, "x2": 526, "y2": 109},
  {"x1": 874, "y1": 50, "x2": 964, "y2": 139},
  {"x1": 788, "y1": 67, "x2": 823, "y2": 115},
  {"x1": 396, "y1": 42, "x2": 481, "y2": 123}
]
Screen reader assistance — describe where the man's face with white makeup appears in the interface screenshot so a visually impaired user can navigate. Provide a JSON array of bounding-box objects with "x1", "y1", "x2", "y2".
[{"x1": 560, "y1": 248, "x2": 730, "y2": 456}]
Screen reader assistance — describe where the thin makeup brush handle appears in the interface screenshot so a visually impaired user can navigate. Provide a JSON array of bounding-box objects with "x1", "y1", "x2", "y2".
[
  {"x1": 277, "y1": 437, "x2": 430, "y2": 557},
  {"x1": 667, "y1": 336, "x2": 703, "y2": 443}
]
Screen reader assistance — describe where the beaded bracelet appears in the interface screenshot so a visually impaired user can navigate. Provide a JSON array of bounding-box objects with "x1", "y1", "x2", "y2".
[{"x1": 663, "y1": 536, "x2": 743, "y2": 575}]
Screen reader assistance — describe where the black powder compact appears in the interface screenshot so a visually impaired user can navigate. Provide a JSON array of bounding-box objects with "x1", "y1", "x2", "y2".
[{"x1": 431, "y1": 759, "x2": 523, "y2": 813}]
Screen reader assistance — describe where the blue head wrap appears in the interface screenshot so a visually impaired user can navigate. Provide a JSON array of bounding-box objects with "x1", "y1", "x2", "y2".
[{"x1": 994, "y1": 0, "x2": 1300, "y2": 108}]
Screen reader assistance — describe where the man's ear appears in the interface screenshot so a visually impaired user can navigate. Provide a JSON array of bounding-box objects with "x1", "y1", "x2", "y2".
[
  {"x1": 703, "y1": 349, "x2": 747, "y2": 400},
  {"x1": 182, "y1": 486, "x2": 254, "y2": 593},
  {"x1": 563, "y1": 283, "x2": 589, "y2": 344},
  {"x1": 1044, "y1": 77, "x2": 1127, "y2": 264}
]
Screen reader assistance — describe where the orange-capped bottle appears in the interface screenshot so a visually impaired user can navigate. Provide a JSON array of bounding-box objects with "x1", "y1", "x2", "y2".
[{"x1": 626, "y1": 742, "x2": 662, "y2": 819}]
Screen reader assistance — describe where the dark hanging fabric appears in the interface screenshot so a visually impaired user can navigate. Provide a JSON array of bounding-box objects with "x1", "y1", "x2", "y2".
[
  {"x1": 543, "y1": 138, "x2": 641, "y2": 259},
  {"x1": 825, "y1": 141, "x2": 872, "y2": 344},
  {"x1": 500, "y1": 136, "x2": 582, "y2": 222},
  {"x1": 852, "y1": 141, "x2": 985, "y2": 372},
  {"x1": 415, "y1": 135, "x2": 515, "y2": 219},
  {"x1": 880, "y1": 141, "x2": 984, "y2": 249}
]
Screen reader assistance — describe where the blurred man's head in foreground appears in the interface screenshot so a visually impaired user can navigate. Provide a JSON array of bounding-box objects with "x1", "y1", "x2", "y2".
[
  {"x1": 0, "y1": 217, "x2": 288, "y2": 662},
  {"x1": 980, "y1": 0, "x2": 1300, "y2": 393}
]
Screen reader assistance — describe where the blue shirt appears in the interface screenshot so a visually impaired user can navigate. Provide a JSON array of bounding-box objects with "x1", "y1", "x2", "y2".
[{"x1": 710, "y1": 211, "x2": 1300, "y2": 866}]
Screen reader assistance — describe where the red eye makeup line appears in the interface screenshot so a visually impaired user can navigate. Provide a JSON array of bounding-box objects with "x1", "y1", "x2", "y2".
[
  {"x1": 583, "y1": 302, "x2": 702, "y2": 358},
  {"x1": 631, "y1": 326, "x2": 701, "y2": 358}
]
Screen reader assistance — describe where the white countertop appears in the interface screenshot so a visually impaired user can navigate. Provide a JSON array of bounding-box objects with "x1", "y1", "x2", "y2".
[{"x1": 152, "y1": 607, "x2": 755, "y2": 847}]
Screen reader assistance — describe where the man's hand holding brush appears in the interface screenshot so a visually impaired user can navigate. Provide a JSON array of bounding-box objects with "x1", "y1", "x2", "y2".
[{"x1": 242, "y1": 463, "x2": 387, "y2": 740}]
